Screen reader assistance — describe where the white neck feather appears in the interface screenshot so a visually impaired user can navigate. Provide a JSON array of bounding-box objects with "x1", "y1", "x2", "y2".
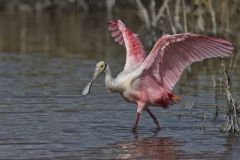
[{"x1": 105, "y1": 64, "x2": 113, "y2": 89}]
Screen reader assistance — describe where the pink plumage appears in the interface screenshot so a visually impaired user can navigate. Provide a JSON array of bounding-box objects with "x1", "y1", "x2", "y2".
[
  {"x1": 108, "y1": 20, "x2": 146, "y2": 70},
  {"x1": 142, "y1": 33, "x2": 233, "y2": 91},
  {"x1": 107, "y1": 20, "x2": 233, "y2": 130}
]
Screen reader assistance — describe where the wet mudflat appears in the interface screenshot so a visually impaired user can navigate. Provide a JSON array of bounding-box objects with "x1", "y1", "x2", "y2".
[{"x1": 0, "y1": 10, "x2": 239, "y2": 160}]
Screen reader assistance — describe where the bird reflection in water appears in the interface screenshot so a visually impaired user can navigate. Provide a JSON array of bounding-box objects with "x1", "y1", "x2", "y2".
[{"x1": 114, "y1": 133, "x2": 179, "y2": 160}]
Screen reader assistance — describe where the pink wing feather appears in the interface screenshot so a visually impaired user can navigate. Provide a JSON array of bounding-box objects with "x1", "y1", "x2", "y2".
[
  {"x1": 108, "y1": 20, "x2": 146, "y2": 70},
  {"x1": 141, "y1": 33, "x2": 233, "y2": 91}
]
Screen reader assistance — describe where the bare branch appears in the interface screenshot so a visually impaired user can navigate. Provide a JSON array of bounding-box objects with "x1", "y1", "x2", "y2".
[
  {"x1": 212, "y1": 75, "x2": 219, "y2": 119},
  {"x1": 174, "y1": 0, "x2": 182, "y2": 32},
  {"x1": 225, "y1": 2, "x2": 231, "y2": 33},
  {"x1": 195, "y1": 6, "x2": 205, "y2": 32},
  {"x1": 220, "y1": 60, "x2": 240, "y2": 133},
  {"x1": 166, "y1": 4, "x2": 176, "y2": 34},
  {"x1": 136, "y1": 0, "x2": 151, "y2": 29},
  {"x1": 208, "y1": 0, "x2": 217, "y2": 34},
  {"x1": 232, "y1": 52, "x2": 240, "y2": 73},
  {"x1": 106, "y1": 0, "x2": 116, "y2": 19},
  {"x1": 149, "y1": 0, "x2": 156, "y2": 26},
  {"x1": 181, "y1": 0, "x2": 188, "y2": 32},
  {"x1": 153, "y1": 0, "x2": 169, "y2": 27}
]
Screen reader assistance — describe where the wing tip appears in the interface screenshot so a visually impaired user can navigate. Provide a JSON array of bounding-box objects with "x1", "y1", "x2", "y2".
[
  {"x1": 108, "y1": 20, "x2": 117, "y2": 25},
  {"x1": 108, "y1": 19, "x2": 125, "y2": 28},
  {"x1": 108, "y1": 19, "x2": 127, "y2": 46}
]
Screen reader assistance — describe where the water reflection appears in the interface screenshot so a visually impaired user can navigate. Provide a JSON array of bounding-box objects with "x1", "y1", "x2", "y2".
[
  {"x1": 112, "y1": 133, "x2": 240, "y2": 160},
  {"x1": 115, "y1": 135, "x2": 178, "y2": 160},
  {"x1": 0, "y1": 10, "x2": 142, "y2": 57},
  {"x1": 220, "y1": 135, "x2": 240, "y2": 160},
  {"x1": 0, "y1": 11, "x2": 109, "y2": 55}
]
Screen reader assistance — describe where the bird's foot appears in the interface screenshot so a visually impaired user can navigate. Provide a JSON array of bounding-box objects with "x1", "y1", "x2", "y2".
[
  {"x1": 132, "y1": 126, "x2": 138, "y2": 132},
  {"x1": 156, "y1": 125, "x2": 161, "y2": 131},
  {"x1": 153, "y1": 119, "x2": 161, "y2": 130}
]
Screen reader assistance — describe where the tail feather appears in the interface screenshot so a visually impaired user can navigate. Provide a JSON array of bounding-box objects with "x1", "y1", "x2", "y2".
[
  {"x1": 172, "y1": 95, "x2": 180, "y2": 103},
  {"x1": 167, "y1": 93, "x2": 180, "y2": 104},
  {"x1": 159, "y1": 93, "x2": 180, "y2": 108}
]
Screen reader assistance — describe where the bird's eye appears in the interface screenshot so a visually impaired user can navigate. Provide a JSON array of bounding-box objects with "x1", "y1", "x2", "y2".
[{"x1": 100, "y1": 65, "x2": 104, "y2": 68}]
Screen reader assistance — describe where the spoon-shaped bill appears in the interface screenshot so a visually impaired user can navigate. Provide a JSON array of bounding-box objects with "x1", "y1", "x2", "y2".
[
  {"x1": 82, "y1": 79, "x2": 94, "y2": 96},
  {"x1": 82, "y1": 67, "x2": 103, "y2": 96}
]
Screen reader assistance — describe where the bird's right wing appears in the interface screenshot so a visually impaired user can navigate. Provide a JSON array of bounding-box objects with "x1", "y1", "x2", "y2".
[
  {"x1": 108, "y1": 20, "x2": 146, "y2": 70},
  {"x1": 140, "y1": 33, "x2": 233, "y2": 91}
]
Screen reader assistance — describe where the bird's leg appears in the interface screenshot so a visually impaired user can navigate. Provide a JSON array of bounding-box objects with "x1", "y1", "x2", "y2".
[
  {"x1": 132, "y1": 103, "x2": 145, "y2": 132},
  {"x1": 132, "y1": 112, "x2": 140, "y2": 132},
  {"x1": 145, "y1": 108, "x2": 160, "y2": 130}
]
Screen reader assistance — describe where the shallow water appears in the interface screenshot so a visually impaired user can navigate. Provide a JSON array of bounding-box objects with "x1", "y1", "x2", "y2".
[
  {"x1": 0, "y1": 51, "x2": 239, "y2": 160},
  {"x1": 0, "y1": 10, "x2": 239, "y2": 160}
]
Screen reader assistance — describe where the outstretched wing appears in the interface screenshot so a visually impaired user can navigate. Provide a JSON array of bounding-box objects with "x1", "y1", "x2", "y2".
[
  {"x1": 108, "y1": 20, "x2": 146, "y2": 70},
  {"x1": 141, "y1": 33, "x2": 233, "y2": 91}
]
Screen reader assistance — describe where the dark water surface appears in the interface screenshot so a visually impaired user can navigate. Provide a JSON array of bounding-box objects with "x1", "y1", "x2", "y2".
[{"x1": 0, "y1": 11, "x2": 239, "y2": 160}]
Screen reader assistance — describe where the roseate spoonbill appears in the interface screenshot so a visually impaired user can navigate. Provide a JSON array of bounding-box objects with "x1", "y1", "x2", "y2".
[{"x1": 82, "y1": 20, "x2": 233, "y2": 131}]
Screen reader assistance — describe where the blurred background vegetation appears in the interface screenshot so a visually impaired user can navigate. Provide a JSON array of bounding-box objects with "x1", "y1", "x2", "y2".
[{"x1": 0, "y1": 0, "x2": 239, "y2": 55}]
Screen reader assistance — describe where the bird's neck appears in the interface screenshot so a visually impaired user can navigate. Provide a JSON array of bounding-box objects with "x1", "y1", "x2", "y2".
[{"x1": 105, "y1": 65, "x2": 113, "y2": 90}]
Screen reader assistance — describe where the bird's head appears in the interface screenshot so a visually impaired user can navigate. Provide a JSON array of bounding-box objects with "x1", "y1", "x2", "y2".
[
  {"x1": 95, "y1": 61, "x2": 107, "y2": 74},
  {"x1": 82, "y1": 61, "x2": 107, "y2": 96}
]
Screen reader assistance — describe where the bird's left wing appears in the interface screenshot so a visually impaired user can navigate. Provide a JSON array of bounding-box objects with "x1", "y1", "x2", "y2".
[
  {"x1": 140, "y1": 33, "x2": 233, "y2": 91},
  {"x1": 108, "y1": 20, "x2": 146, "y2": 70}
]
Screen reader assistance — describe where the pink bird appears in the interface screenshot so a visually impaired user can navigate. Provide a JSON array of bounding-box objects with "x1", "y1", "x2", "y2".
[{"x1": 82, "y1": 19, "x2": 233, "y2": 131}]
